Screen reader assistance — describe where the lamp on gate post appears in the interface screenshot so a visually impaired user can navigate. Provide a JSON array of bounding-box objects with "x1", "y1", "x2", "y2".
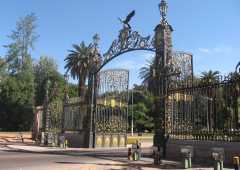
[
  {"x1": 159, "y1": 0, "x2": 168, "y2": 21},
  {"x1": 93, "y1": 34, "x2": 100, "y2": 47}
]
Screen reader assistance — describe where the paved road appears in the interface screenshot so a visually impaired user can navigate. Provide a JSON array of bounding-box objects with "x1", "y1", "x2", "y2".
[
  {"x1": 0, "y1": 149, "x2": 173, "y2": 170},
  {"x1": 0, "y1": 150, "x2": 129, "y2": 170},
  {"x1": 0, "y1": 146, "x2": 231, "y2": 170}
]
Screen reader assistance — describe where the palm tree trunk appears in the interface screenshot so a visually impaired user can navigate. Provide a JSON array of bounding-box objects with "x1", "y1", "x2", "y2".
[
  {"x1": 79, "y1": 78, "x2": 84, "y2": 99},
  {"x1": 79, "y1": 75, "x2": 87, "y2": 101}
]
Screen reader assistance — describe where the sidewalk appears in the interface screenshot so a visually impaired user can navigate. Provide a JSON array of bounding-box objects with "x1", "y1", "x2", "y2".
[{"x1": 6, "y1": 143, "x2": 128, "y2": 153}]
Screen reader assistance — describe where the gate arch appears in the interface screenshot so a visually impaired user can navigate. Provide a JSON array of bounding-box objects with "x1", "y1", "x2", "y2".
[
  {"x1": 88, "y1": 23, "x2": 158, "y2": 147},
  {"x1": 88, "y1": 24, "x2": 193, "y2": 147},
  {"x1": 95, "y1": 30, "x2": 156, "y2": 74}
]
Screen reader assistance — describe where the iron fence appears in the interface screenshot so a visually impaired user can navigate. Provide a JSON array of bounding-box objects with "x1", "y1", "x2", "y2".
[{"x1": 167, "y1": 75, "x2": 240, "y2": 141}]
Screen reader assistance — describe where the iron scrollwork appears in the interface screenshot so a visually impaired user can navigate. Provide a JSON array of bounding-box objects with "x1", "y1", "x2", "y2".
[
  {"x1": 168, "y1": 52, "x2": 193, "y2": 89},
  {"x1": 103, "y1": 30, "x2": 155, "y2": 66},
  {"x1": 102, "y1": 11, "x2": 155, "y2": 68}
]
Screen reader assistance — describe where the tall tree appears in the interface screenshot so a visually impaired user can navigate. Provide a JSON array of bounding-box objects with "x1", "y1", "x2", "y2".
[
  {"x1": 5, "y1": 13, "x2": 38, "y2": 73},
  {"x1": 0, "y1": 13, "x2": 38, "y2": 131},
  {"x1": 34, "y1": 56, "x2": 62, "y2": 106},
  {"x1": 0, "y1": 58, "x2": 35, "y2": 131},
  {"x1": 64, "y1": 42, "x2": 92, "y2": 98},
  {"x1": 128, "y1": 85, "x2": 154, "y2": 132}
]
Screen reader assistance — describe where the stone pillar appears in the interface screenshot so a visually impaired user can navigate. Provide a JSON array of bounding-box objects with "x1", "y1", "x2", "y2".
[{"x1": 153, "y1": 0, "x2": 173, "y2": 160}]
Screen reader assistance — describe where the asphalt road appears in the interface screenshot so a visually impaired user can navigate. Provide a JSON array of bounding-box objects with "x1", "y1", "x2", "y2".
[
  {"x1": 0, "y1": 150, "x2": 127, "y2": 170},
  {"x1": 0, "y1": 147, "x2": 227, "y2": 170}
]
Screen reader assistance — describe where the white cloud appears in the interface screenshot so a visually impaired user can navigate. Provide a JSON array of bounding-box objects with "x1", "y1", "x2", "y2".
[
  {"x1": 141, "y1": 53, "x2": 154, "y2": 61},
  {"x1": 112, "y1": 60, "x2": 142, "y2": 70},
  {"x1": 198, "y1": 47, "x2": 233, "y2": 54},
  {"x1": 213, "y1": 47, "x2": 232, "y2": 53},
  {"x1": 198, "y1": 48, "x2": 211, "y2": 53}
]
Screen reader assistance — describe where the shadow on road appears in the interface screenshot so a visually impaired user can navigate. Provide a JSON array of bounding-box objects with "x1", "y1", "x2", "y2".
[{"x1": 55, "y1": 155, "x2": 182, "y2": 170}]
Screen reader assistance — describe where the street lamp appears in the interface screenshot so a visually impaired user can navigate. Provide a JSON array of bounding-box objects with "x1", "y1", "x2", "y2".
[
  {"x1": 64, "y1": 73, "x2": 69, "y2": 100},
  {"x1": 62, "y1": 74, "x2": 69, "y2": 133},
  {"x1": 131, "y1": 89, "x2": 134, "y2": 136},
  {"x1": 130, "y1": 89, "x2": 146, "y2": 136},
  {"x1": 44, "y1": 79, "x2": 51, "y2": 145},
  {"x1": 64, "y1": 73, "x2": 69, "y2": 82},
  {"x1": 93, "y1": 34, "x2": 100, "y2": 46},
  {"x1": 64, "y1": 73, "x2": 69, "y2": 101}
]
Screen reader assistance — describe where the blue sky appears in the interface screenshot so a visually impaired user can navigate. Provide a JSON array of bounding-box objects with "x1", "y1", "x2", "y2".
[{"x1": 0, "y1": 0, "x2": 239, "y2": 86}]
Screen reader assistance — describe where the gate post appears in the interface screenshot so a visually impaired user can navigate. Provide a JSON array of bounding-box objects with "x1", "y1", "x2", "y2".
[
  {"x1": 87, "y1": 35, "x2": 101, "y2": 148},
  {"x1": 153, "y1": 0, "x2": 173, "y2": 163},
  {"x1": 89, "y1": 74, "x2": 95, "y2": 148}
]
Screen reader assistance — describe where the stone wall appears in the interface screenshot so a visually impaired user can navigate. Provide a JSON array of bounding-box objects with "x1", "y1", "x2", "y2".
[
  {"x1": 0, "y1": 132, "x2": 31, "y2": 139},
  {"x1": 63, "y1": 131, "x2": 87, "y2": 148},
  {"x1": 166, "y1": 139, "x2": 240, "y2": 166}
]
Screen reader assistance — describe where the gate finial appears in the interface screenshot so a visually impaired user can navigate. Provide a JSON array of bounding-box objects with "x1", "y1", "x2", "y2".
[{"x1": 159, "y1": 0, "x2": 168, "y2": 21}]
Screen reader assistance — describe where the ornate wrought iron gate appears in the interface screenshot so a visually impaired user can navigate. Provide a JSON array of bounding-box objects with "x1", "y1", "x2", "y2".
[{"x1": 93, "y1": 69, "x2": 129, "y2": 147}]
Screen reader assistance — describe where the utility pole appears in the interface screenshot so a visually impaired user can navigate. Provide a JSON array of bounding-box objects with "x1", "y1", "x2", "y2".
[
  {"x1": 44, "y1": 79, "x2": 51, "y2": 145},
  {"x1": 131, "y1": 89, "x2": 134, "y2": 136}
]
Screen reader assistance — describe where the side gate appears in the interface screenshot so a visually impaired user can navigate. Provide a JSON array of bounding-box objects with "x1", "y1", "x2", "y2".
[{"x1": 93, "y1": 69, "x2": 129, "y2": 148}]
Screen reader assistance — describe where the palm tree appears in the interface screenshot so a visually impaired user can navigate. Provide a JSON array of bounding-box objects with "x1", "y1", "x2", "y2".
[
  {"x1": 64, "y1": 42, "x2": 92, "y2": 98},
  {"x1": 139, "y1": 59, "x2": 155, "y2": 93},
  {"x1": 200, "y1": 70, "x2": 220, "y2": 85}
]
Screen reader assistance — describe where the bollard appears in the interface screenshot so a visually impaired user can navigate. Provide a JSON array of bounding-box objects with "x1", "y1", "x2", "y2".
[
  {"x1": 211, "y1": 148, "x2": 224, "y2": 170},
  {"x1": 153, "y1": 146, "x2": 161, "y2": 165},
  {"x1": 64, "y1": 139, "x2": 68, "y2": 148},
  {"x1": 59, "y1": 135, "x2": 65, "y2": 148},
  {"x1": 184, "y1": 156, "x2": 192, "y2": 169},
  {"x1": 180, "y1": 146, "x2": 193, "y2": 169},
  {"x1": 128, "y1": 148, "x2": 132, "y2": 160},
  {"x1": 133, "y1": 151, "x2": 139, "y2": 161},
  {"x1": 136, "y1": 140, "x2": 141, "y2": 160},
  {"x1": 233, "y1": 156, "x2": 240, "y2": 170},
  {"x1": 131, "y1": 143, "x2": 139, "y2": 161}
]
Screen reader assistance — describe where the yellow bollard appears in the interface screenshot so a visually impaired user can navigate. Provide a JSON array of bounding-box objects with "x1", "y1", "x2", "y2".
[
  {"x1": 64, "y1": 139, "x2": 68, "y2": 148},
  {"x1": 128, "y1": 148, "x2": 132, "y2": 160}
]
